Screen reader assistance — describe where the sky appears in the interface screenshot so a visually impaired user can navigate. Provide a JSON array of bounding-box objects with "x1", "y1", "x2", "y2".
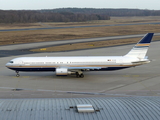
[{"x1": 0, "y1": 0, "x2": 160, "y2": 10}]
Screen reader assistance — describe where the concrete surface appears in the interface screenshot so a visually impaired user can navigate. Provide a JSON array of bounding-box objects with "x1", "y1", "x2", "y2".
[{"x1": 0, "y1": 38, "x2": 160, "y2": 98}]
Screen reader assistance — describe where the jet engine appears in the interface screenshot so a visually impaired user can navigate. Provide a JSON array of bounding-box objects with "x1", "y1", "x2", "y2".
[{"x1": 56, "y1": 68, "x2": 75, "y2": 76}]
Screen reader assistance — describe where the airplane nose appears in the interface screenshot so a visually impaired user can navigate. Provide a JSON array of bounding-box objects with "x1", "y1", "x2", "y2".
[{"x1": 5, "y1": 63, "x2": 9, "y2": 67}]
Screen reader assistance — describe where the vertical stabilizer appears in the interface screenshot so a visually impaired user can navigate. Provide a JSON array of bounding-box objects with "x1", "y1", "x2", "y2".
[{"x1": 125, "y1": 33, "x2": 154, "y2": 59}]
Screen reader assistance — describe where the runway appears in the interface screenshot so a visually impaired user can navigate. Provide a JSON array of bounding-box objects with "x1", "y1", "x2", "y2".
[
  {"x1": 0, "y1": 38, "x2": 160, "y2": 98},
  {"x1": 0, "y1": 22, "x2": 160, "y2": 32}
]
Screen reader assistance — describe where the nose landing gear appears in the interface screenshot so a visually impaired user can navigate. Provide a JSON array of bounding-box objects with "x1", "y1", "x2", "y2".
[{"x1": 15, "y1": 71, "x2": 20, "y2": 77}]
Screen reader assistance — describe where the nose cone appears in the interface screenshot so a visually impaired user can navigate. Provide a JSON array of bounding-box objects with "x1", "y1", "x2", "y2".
[{"x1": 5, "y1": 63, "x2": 10, "y2": 68}]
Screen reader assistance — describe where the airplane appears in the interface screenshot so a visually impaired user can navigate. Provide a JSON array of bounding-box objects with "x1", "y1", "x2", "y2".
[{"x1": 6, "y1": 33, "x2": 154, "y2": 78}]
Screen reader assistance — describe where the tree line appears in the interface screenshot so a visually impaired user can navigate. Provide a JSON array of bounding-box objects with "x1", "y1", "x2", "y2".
[
  {"x1": 0, "y1": 10, "x2": 110, "y2": 23},
  {"x1": 51, "y1": 8, "x2": 160, "y2": 16},
  {"x1": 1, "y1": 8, "x2": 160, "y2": 23}
]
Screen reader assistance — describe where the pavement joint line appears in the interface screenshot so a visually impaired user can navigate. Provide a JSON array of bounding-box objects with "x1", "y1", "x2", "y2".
[
  {"x1": 0, "y1": 87, "x2": 160, "y2": 97},
  {"x1": 99, "y1": 84, "x2": 125, "y2": 93},
  {"x1": 0, "y1": 87, "x2": 136, "y2": 97},
  {"x1": 123, "y1": 75, "x2": 140, "y2": 77},
  {"x1": 98, "y1": 74, "x2": 160, "y2": 92}
]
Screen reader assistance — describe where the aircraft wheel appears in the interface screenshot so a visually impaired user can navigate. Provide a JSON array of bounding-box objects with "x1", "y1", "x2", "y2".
[
  {"x1": 15, "y1": 71, "x2": 20, "y2": 77},
  {"x1": 16, "y1": 74, "x2": 20, "y2": 77},
  {"x1": 80, "y1": 74, "x2": 84, "y2": 78},
  {"x1": 76, "y1": 72, "x2": 84, "y2": 78},
  {"x1": 76, "y1": 72, "x2": 79, "y2": 78}
]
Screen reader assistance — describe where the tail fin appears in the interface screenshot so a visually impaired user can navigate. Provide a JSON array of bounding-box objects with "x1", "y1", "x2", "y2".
[{"x1": 124, "y1": 33, "x2": 154, "y2": 59}]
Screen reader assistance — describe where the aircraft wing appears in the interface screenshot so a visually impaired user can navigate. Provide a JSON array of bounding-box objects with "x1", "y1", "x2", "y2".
[
  {"x1": 132, "y1": 60, "x2": 150, "y2": 64},
  {"x1": 66, "y1": 67, "x2": 102, "y2": 70}
]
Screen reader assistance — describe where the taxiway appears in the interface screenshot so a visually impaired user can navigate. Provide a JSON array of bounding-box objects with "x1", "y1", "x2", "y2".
[{"x1": 0, "y1": 37, "x2": 160, "y2": 98}]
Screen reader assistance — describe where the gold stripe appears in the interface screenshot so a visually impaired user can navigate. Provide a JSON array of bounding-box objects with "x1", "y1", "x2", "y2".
[{"x1": 136, "y1": 44, "x2": 150, "y2": 46}]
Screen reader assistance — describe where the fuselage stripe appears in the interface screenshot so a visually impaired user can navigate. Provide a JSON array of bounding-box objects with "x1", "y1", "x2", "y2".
[{"x1": 136, "y1": 44, "x2": 150, "y2": 46}]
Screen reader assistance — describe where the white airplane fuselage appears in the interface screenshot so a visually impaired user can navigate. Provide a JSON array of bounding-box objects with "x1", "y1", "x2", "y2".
[
  {"x1": 6, "y1": 56, "x2": 147, "y2": 72},
  {"x1": 5, "y1": 33, "x2": 154, "y2": 78}
]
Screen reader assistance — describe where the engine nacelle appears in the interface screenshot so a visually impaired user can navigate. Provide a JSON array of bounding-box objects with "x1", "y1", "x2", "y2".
[{"x1": 56, "y1": 68, "x2": 75, "y2": 76}]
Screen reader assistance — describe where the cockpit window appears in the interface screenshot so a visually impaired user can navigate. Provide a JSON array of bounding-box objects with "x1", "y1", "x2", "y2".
[{"x1": 9, "y1": 61, "x2": 14, "y2": 63}]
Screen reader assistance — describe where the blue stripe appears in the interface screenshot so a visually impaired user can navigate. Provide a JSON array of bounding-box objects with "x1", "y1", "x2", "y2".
[
  {"x1": 8, "y1": 67, "x2": 56, "y2": 71},
  {"x1": 8, "y1": 67, "x2": 129, "y2": 72}
]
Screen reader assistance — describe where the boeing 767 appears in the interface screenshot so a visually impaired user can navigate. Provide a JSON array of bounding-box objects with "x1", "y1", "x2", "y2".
[{"x1": 6, "y1": 33, "x2": 154, "y2": 78}]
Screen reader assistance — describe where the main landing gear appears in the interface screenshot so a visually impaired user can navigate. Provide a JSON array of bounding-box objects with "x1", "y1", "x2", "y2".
[
  {"x1": 15, "y1": 71, "x2": 20, "y2": 77},
  {"x1": 76, "y1": 71, "x2": 84, "y2": 78}
]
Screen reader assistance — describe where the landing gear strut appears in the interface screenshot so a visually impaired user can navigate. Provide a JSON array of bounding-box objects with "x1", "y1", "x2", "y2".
[
  {"x1": 15, "y1": 71, "x2": 20, "y2": 77},
  {"x1": 76, "y1": 71, "x2": 84, "y2": 78}
]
